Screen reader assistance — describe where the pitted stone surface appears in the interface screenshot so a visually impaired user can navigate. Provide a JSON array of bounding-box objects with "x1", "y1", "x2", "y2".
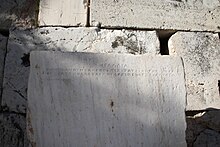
[
  {"x1": 91, "y1": 0, "x2": 220, "y2": 32},
  {"x1": 2, "y1": 27, "x2": 159, "y2": 113},
  {"x1": 169, "y1": 32, "x2": 220, "y2": 110},
  {"x1": 28, "y1": 51, "x2": 186, "y2": 147},
  {"x1": 0, "y1": 0, "x2": 38, "y2": 29},
  {"x1": 0, "y1": 113, "x2": 27, "y2": 147},
  {"x1": 38, "y1": 0, "x2": 87, "y2": 26}
]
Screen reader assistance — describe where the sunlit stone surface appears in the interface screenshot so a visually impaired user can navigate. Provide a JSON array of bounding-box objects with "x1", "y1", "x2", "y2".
[
  {"x1": 91, "y1": 0, "x2": 220, "y2": 32},
  {"x1": 28, "y1": 51, "x2": 186, "y2": 147},
  {"x1": 169, "y1": 32, "x2": 220, "y2": 110},
  {"x1": 38, "y1": 0, "x2": 87, "y2": 26}
]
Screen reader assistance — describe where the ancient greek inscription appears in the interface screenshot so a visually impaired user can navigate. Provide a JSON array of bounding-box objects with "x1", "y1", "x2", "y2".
[{"x1": 39, "y1": 66, "x2": 176, "y2": 80}]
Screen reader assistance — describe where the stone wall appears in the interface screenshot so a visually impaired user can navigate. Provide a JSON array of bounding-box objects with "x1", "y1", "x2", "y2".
[{"x1": 0, "y1": 0, "x2": 220, "y2": 146}]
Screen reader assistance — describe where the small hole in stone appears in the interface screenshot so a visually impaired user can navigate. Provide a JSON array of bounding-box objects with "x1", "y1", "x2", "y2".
[{"x1": 110, "y1": 100, "x2": 114, "y2": 108}]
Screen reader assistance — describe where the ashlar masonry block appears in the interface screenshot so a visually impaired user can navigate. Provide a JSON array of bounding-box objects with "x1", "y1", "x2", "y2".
[
  {"x1": 91, "y1": 0, "x2": 220, "y2": 32},
  {"x1": 169, "y1": 32, "x2": 220, "y2": 110},
  {"x1": 38, "y1": 0, "x2": 88, "y2": 26}
]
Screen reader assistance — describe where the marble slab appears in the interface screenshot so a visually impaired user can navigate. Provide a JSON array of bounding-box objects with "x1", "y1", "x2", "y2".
[{"x1": 28, "y1": 51, "x2": 186, "y2": 147}]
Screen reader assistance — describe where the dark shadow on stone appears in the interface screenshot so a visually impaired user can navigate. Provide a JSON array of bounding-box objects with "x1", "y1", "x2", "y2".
[
  {"x1": 157, "y1": 30, "x2": 176, "y2": 55},
  {"x1": 21, "y1": 53, "x2": 30, "y2": 67},
  {"x1": 186, "y1": 108, "x2": 220, "y2": 147},
  {"x1": 0, "y1": 29, "x2": 9, "y2": 37}
]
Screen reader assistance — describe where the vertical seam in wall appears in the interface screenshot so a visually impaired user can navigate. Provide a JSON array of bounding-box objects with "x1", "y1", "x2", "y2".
[
  {"x1": 0, "y1": 36, "x2": 9, "y2": 112},
  {"x1": 86, "y1": 0, "x2": 90, "y2": 27},
  {"x1": 35, "y1": 0, "x2": 41, "y2": 27}
]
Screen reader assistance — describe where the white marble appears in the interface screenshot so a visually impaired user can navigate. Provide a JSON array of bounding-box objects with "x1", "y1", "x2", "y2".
[
  {"x1": 28, "y1": 51, "x2": 186, "y2": 147},
  {"x1": 91, "y1": 0, "x2": 220, "y2": 32}
]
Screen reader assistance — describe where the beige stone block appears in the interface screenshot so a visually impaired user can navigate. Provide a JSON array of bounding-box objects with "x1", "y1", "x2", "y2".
[
  {"x1": 39, "y1": 0, "x2": 88, "y2": 26},
  {"x1": 169, "y1": 32, "x2": 220, "y2": 110},
  {"x1": 91, "y1": 0, "x2": 220, "y2": 32}
]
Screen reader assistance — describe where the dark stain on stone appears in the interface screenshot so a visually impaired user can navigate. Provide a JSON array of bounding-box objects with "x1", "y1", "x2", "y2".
[
  {"x1": 21, "y1": 53, "x2": 30, "y2": 67},
  {"x1": 40, "y1": 30, "x2": 49, "y2": 35},
  {"x1": 170, "y1": 0, "x2": 182, "y2": 2},
  {"x1": 111, "y1": 36, "x2": 124, "y2": 48},
  {"x1": 111, "y1": 40, "x2": 119, "y2": 48},
  {"x1": 83, "y1": 0, "x2": 87, "y2": 5},
  {"x1": 111, "y1": 35, "x2": 144, "y2": 54},
  {"x1": 110, "y1": 100, "x2": 114, "y2": 108}
]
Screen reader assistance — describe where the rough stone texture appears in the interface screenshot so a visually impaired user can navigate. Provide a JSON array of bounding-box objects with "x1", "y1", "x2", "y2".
[
  {"x1": 194, "y1": 129, "x2": 220, "y2": 147},
  {"x1": 0, "y1": 34, "x2": 7, "y2": 104},
  {"x1": 1, "y1": 27, "x2": 159, "y2": 113},
  {"x1": 91, "y1": 0, "x2": 220, "y2": 32},
  {"x1": 0, "y1": 113, "x2": 28, "y2": 147},
  {"x1": 186, "y1": 110, "x2": 220, "y2": 147},
  {"x1": 0, "y1": 0, "x2": 38, "y2": 30},
  {"x1": 39, "y1": 0, "x2": 87, "y2": 26},
  {"x1": 28, "y1": 51, "x2": 186, "y2": 147},
  {"x1": 169, "y1": 32, "x2": 220, "y2": 110}
]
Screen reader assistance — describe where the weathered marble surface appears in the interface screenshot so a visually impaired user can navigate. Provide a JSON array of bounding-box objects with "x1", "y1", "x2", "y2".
[
  {"x1": 38, "y1": 0, "x2": 87, "y2": 26},
  {"x1": 91, "y1": 0, "x2": 220, "y2": 32},
  {"x1": 28, "y1": 51, "x2": 186, "y2": 147},
  {"x1": 2, "y1": 27, "x2": 159, "y2": 113},
  {"x1": 0, "y1": 0, "x2": 37, "y2": 29},
  {"x1": 169, "y1": 32, "x2": 220, "y2": 110},
  {"x1": 0, "y1": 34, "x2": 7, "y2": 103}
]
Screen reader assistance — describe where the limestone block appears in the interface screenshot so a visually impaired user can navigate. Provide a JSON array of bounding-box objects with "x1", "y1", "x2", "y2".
[
  {"x1": 169, "y1": 32, "x2": 220, "y2": 110},
  {"x1": 39, "y1": 0, "x2": 87, "y2": 26},
  {"x1": 2, "y1": 27, "x2": 159, "y2": 113},
  {"x1": 91, "y1": 0, "x2": 220, "y2": 32},
  {"x1": 28, "y1": 51, "x2": 186, "y2": 147},
  {"x1": 0, "y1": 113, "x2": 27, "y2": 147},
  {"x1": 0, "y1": 0, "x2": 37, "y2": 29},
  {"x1": 0, "y1": 34, "x2": 7, "y2": 104}
]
